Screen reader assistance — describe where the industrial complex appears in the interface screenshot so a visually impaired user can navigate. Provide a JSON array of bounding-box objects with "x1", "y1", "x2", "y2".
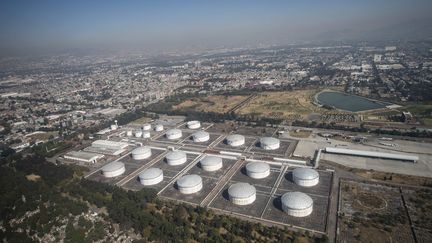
[{"x1": 58, "y1": 116, "x2": 426, "y2": 236}]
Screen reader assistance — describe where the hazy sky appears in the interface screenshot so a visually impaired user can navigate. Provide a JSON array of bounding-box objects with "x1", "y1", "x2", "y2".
[{"x1": 1, "y1": 0, "x2": 432, "y2": 53}]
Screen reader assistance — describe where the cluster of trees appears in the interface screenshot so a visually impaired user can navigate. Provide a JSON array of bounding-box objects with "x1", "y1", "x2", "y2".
[
  {"x1": 31, "y1": 140, "x2": 72, "y2": 157},
  {"x1": 1, "y1": 153, "x2": 328, "y2": 242},
  {"x1": 0, "y1": 155, "x2": 89, "y2": 242}
]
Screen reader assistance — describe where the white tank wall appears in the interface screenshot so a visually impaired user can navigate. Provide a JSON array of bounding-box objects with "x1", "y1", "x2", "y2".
[
  {"x1": 102, "y1": 166, "x2": 125, "y2": 178},
  {"x1": 167, "y1": 157, "x2": 187, "y2": 165},
  {"x1": 246, "y1": 162, "x2": 270, "y2": 179},
  {"x1": 261, "y1": 142, "x2": 280, "y2": 150},
  {"x1": 260, "y1": 138, "x2": 280, "y2": 150},
  {"x1": 230, "y1": 194, "x2": 256, "y2": 205},
  {"x1": 192, "y1": 132, "x2": 210, "y2": 142},
  {"x1": 132, "y1": 151, "x2": 152, "y2": 160},
  {"x1": 282, "y1": 205, "x2": 313, "y2": 217},
  {"x1": 178, "y1": 183, "x2": 203, "y2": 194},
  {"x1": 166, "y1": 129, "x2": 182, "y2": 139},
  {"x1": 142, "y1": 131, "x2": 151, "y2": 138},
  {"x1": 202, "y1": 162, "x2": 222, "y2": 171},
  {"x1": 247, "y1": 170, "x2": 270, "y2": 179},
  {"x1": 293, "y1": 177, "x2": 319, "y2": 187},
  {"x1": 140, "y1": 174, "x2": 163, "y2": 186},
  {"x1": 166, "y1": 151, "x2": 187, "y2": 166},
  {"x1": 187, "y1": 121, "x2": 201, "y2": 129},
  {"x1": 134, "y1": 131, "x2": 143, "y2": 138},
  {"x1": 226, "y1": 135, "x2": 245, "y2": 147},
  {"x1": 154, "y1": 124, "x2": 164, "y2": 131},
  {"x1": 142, "y1": 124, "x2": 151, "y2": 131}
]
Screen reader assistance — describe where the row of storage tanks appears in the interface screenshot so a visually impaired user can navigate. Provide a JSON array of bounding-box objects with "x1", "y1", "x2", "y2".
[
  {"x1": 124, "y1": 121, "x2": 280, "y2": 150},
  {"x1": 125, "y1": 121, "x2": 203, "y2": 140},
  {"x1": 165, "y1": 129, "x2": 281, "y2": 150},
  {"x1": 225, "y1": 134, "x2": 280, "y2": 150},
  {"x1": 126, "y1": 123, "x2": 164, "y2": 138},
  {"x1": 100, "y1": 146, "x2": 319, "y2": 217}
]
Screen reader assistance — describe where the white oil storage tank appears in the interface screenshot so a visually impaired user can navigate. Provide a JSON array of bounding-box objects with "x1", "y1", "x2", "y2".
[
  {"x1": 142, "y1": 131, "x2": 151, "y2": 138},
  {"x1": 200, "y1": 156, "x2": 223, "y2": 171},
  {"x1": 134, "y1": 130, "x2": 143, "y2": 138},
  {"x1": 142, "y1": 124, "x2": 151, "y2": 131},
  {"x1": 292, "y1": 168, "x2": 319, "y2": 187},
  {"x1": 228, "y1": 183, "x2": 256, "y2": 205},
  {"x1": 154, "y1": 124, "x2": 164, "y2": 132},
  {"x1": 259, "y1": 137, "x2": 280, "y2": 150},
  {"x1": 246, "y1": 162, "x2": 270, "y2": 179},
  {"x1": 192, "y1": 131, "x2": 210, "y2": 142},
  {"x1": 166, "y1": 150, "x2": 187, "y2": 165},
  {"x1": 176, "y1": 174, "x2": 203, "y2": 194},
  {"x1": 139, "y1": 168, "x2": 163, "y2": 186},
  {"x1": 281, "y1": 191, "x2": 313, "y2": 217},
  {"x1": 187, "y1": 120, "x2": 201, "y2": 129},
  {"x1": 131, "y1": 146, "x2": 152, "y2": 160},
  {"x1": 101, "y1": 161, "x2": 125, "y2": 178},
  {"x1": 225, "y1": 134, "x2": 245, "y2": 147},
  {"x1": 165, "y1": 129, "x2": 182, "y2": 140}
]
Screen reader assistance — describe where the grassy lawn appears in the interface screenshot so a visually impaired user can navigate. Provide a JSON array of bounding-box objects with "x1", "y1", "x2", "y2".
[
  {"x1": 400, "y1": 104, "x2": 432, "y2": 116},
  {"x1": 237, "y1": 89, "x2": 326, "y2": 120},
  {"x1": 27, "y1": 131, "x2": 58, "y2": 140},
  {"x1": 131, "y1": 116, "x2": 153, "y2": 124},
  {"x1": 421, "y1": 118, "x2": 432, "y2": 126}
]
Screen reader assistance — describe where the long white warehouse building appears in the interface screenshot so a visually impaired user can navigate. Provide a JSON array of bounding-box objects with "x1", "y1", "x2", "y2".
[
  {"x1": 64, "y1": 151, "x2": 104, "y2": 164},
  {"x1": 325, "y1": 147, "x2": 419, "y2": 162},
  {"x1": 92, "y1": 140, "x2": 128, "y2": 150}
]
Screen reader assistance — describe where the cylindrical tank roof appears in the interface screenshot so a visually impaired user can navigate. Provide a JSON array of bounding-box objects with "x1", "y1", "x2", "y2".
[
  {"x1": 154, "y1": 124, "x2": 164, "y2": 131},
  {"x1": 131, "y1": 146, "x2": 151, "y2": 155},
  {"x1": 246, "y1": 162, "x2": 270, "y2": 173},
  {"x1": 101, "y1": 161, "x2": 125, "y2": 173},
  {"x1": 293, "y1": 168, "x2": 319, "y2": 180},
  {"x1": 177, "y1": 174, "x2": 202, "y2": 188},
  {"x1": 226, "y1": 134, "x2": 245, "y2": 141},
  {"x1": 228, "y1": 183, "x2": 256, "y2": 198},
  {"x1": 200, "y1": 156, "x2": 222, "y2": 167},
  {"x1": 281, "y1": 192, "x2": 313, "y2": 210},
  {"x1": 166, "y1": 128, "x2": 182, "y2": 136},
  {"x1": 139, "y1": 168, "x2": 163, "y2": 180},
  {"x1": 187, "y1": 120, "x2": 201, "y2": 128},
  {"x1": 192, "y1": 130, "x2": 209, "y2": 138},
  {"x1": 260, "y1": 137, "x2": 280, "y2": 145}
]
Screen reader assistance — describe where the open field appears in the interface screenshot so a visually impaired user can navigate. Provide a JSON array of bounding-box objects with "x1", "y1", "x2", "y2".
[
  {"x1": 399, "y1": 103, "x2": 432, "y2": 126},
  {"x1": 173, "y1": 95, "x2": 250, "y2": 113},
  {"x1": 130, "y1": 116, "x2": 153, "y2": 124},
  {"x1": 338, "y1": 180, "x2": 415, "y2": 243},
  {"x1": 289, "y1": 129, "x2": 312, "y2": 138},
  {"x1": 26, "y1": 131, "x2": 58, "y2": 140},
  {"x1": 400, "y1": 103, "x2": 432, "y2": 115},
  {"x1": 237, "y1": 90, "x2": 328, "y2": 120}
]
